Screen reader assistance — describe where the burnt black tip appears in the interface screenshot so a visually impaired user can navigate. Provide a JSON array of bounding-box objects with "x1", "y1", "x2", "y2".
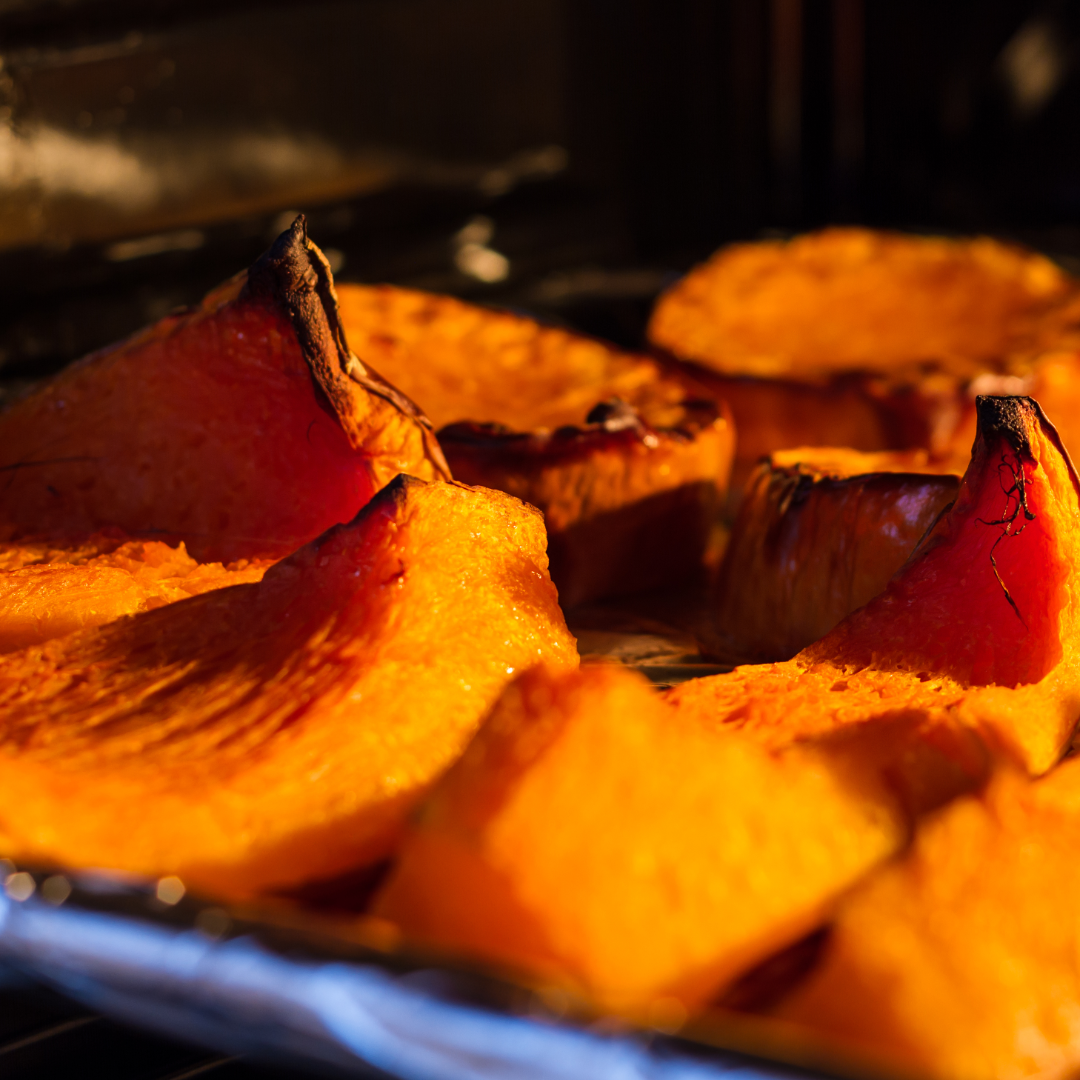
[
  {"x1": 243, "y1": 214, "x2": 319, "y2": 303},
  {"x1": 975, "y1": 395, "x2": 1036, "y2": 457}
]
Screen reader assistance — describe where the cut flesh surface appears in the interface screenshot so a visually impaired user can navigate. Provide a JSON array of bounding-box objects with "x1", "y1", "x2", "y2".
[
  {"x1": 0, "y1": 533, "x2": 270, "y2": 652},
  {"x1": 649, "y1": 229, "x2": 1078, "y2": 383},
  {"x1": 773, "y1": 759, "x2": 1080, "y2": 1080},
  {"x1": 0, "y1": 478, "x2": 576, "y2": 899},
  {"x1": 0, "y1": 219, "x2": 448, "y2": 562},
  {"x1": 374, "y1": 664, "x2": 908, "y2": 1011},
  {"x1": 671, "y1": 396, "x2": 1080, "y2": 774}
]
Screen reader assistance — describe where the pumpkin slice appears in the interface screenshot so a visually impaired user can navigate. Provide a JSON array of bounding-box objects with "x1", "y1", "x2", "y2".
[
  {"x1": 648, "y1": 228, "x2": 1080, "y2": 481},
  {"x1": 0, "y1": 218, "x2": 448, "y2": 563},
  {"x1": 374, "y1": 662, "x2": 919, "y2": 1012},
  {"x1": 0, "y1": 477, "x2": 577, "y2": 900},
  {"x1": 704, "y1": 447, "x2": 961, "y2": 664},
  {"x1": 336, "y1": 284, "x2": 734, "y2": 606},
  {"x1": 0, "y1": 533, "x2": 271, "y2": 653},
  {"x1": 670, "y1": 395, "x2": 1080, "y2": 775},
  {"x1": 771, "y1": 759, "x2": 1080, "y2": 1080}
]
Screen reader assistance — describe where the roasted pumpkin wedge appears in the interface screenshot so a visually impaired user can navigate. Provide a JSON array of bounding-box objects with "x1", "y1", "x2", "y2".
[
  {"x1": 648, "y1": 228, "x2": 1080, "y2": 480},
  {"x1": 0, "y1": 477, "x2": 577, "y2": 900},
  {"x1": 704, "y1": 447, "x2": 961, "y2": 664},
  {"x1": 336, "y1": 284, "x2": 734, "y2": 606},
  {"x1": 771, "y1": 760, "x2": 1080, "y2": 1080},
  {"x1": 374, "y1": 662, "x2": 920, "y2": 1012},
  {"x1": 670, "y1": 395, "x2": 1080, "y2": 776},
  {"x1": 0, "y1": 533, "x2": 270, "y2": 652},
  {"x1": 0, "y1": 219, "x2": 448, "y2": 563}
]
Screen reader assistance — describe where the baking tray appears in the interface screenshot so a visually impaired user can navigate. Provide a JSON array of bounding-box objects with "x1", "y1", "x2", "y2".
[{"x1": 0, "y1": 860, "x2": 840, "y2": 1080}]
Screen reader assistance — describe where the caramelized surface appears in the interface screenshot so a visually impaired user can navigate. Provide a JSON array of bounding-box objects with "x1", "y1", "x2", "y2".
[
  {"x1": 338, "y1": 283, "x2": 735, "y2": 605},
  {"x1": 0, "y1": 534, "x2": 270, "y2": 652},
  {"x1": 773, "y1": 761, "x2": 1080, "y2": 1080},
  {"x1": 649, "y1": 229, "x2": 1080, "y2": 479},
  {"x1": 0, "y1": 478, "x2": 577, "y2": 899},
  {"x1": 672, "y1": 397, "x2": 1080, "y2": 774},
  {"x1": 650, "y1": 228, "x2": 1077, "y2": 382},
  {"x1": 706, "y1": 448, "x2": 961, "y2": 663},
  {"x1": 375, "y1": 664, "x2": 907, "y2": 1011},
  {"x1": 337, "y1": 283, "x2": 701, "y2": 431},
  {"x1": 0, "y1": 221, "x2": 447, "y2": 563}
]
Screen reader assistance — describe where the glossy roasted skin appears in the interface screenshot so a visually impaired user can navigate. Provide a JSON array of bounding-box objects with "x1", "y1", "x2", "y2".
[
  {"x1": 648, "y1": 228, "x2": 1080, "y2": 477},
  {"x1": 670, "y1": 397, "x2": 1080, "y2": 776},
  {"x1": 337, "y1": 284, "x2": 734, "y2": 605},
  {"x1": 374, "y1": 664, "x2": 908, "y2": 1012},
  {"x1": 706, "y1": 448, "x2": 961, "y2": 664},
  {"x1": 773, "y1": 761, "x2": 1080, "y2": 1080},
  {"x1": 0, "y1": 478, "x2": 577, "y2": 900},
  {"x1": 0, "y1": 220, "x2": 447, "y2": 563},
  {"x1": 0, "y1": 533, "x2": 270, "y2": 652}
]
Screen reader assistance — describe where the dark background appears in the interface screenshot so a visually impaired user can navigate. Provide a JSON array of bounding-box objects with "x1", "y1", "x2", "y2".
[{"x1": 1, "y1": 0, "x2": 1078, "y2": 376}]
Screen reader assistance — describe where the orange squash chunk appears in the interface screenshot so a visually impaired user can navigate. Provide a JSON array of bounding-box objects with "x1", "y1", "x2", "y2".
[
  {"x1": 0, "y1": 219, "x2": 447, "y2": 562},
  {"x1": 772, "y1": 759, "x2": 1080, "y2": 1080},
  {"x1": 648, "y1": 228, "x2": 1080, "y2": 478},
  {"x1": 0, "y1": 477, "x2": 576, "y2": 900},
  {"x1": 705, "y1": 447, "x2": 961, "y2": 664},
  {"x1": 374, "y1": 663, "x2": 910, "y2": 1012},
  {"x1": 337, "y1": 284, "x2": 734, "y2": 605},
  {"x1": 0, "y1": 533, "x2": 270, "y2": 652},
  {"x1": 671, "y1": 395, "x2": 1080, "y2": 775}
]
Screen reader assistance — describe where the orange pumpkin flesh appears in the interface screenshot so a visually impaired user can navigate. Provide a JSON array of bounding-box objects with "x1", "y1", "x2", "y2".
[
  {"x1": 705, "y1": 448, "x2": 961, "y2": 664},
  {"x1": 374, "y1": 394, "x2": 1075, "y2": 1017},
  {"x1": 374, "y1": 663, "x2": 909, "y2": 1012},
  {"x1": 0, "y1": 533, "x2": 270, "y2": 652},
  {"x1": 671, "y1": 395, "x2": 1080, "y2": 775},
  {"x1": 336, "y1": 284, "x2": 734, "y2": 605},
  {"x1": 0, "y1": 477, "x2": 576, "y2": 900},
  {"x1": 771, "y1": 760, "x2": 1080, "y2": 1080},
  {"x1": 0, "y1": 219, "x2": 447, "y2": 563},
  {"x1": 648, "y1": 228, "x2": 1080, "y2": 480}
]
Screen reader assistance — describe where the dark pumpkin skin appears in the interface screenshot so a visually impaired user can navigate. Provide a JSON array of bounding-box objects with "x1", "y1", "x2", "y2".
[{"x1": 705, "y1": 448, "x2": 960, "y2": 664}]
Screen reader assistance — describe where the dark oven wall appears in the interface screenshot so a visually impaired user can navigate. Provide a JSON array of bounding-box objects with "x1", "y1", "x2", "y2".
[{"x1": 0, "y1": 0, "x2": 1078, "y2": 389}]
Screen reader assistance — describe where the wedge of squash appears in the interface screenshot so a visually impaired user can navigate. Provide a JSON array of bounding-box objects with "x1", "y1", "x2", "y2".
[
  {"x1": 0, "y1": 533, "x2": 271, "y2": 653},
  {"x1": 375, "y1": 394, "x2": 1075, "y2": 1015},
  {"x1": 704, "y1": 447, "x2": 961, "y2": 664},
  {"x1": 0, "y1": 219, "x2": 448, "y2": 563},
  {"x1": 771, "y1": 760, "x2": 1080, "y2": 1080},
  {"x1": 337, "y1": 284, "x2": 734, "y2": 605},
  {"x1": 648, "y1": 228, "x2": 1080, "y2": 481},
  {"x1": 374, "y1": 662, "x2": 917, "y2": 1012},
  {"x1": 0, "y1": 477, "x2": 577, "y2": 900},
  {"x1": 672, "y1": 395, "x2": 1080, "y2": 776}
]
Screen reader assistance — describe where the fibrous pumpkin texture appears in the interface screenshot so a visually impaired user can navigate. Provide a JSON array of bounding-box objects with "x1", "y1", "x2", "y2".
[
  {"x1": 0, "y1": 477, "x2": 577, "y2": 899},
  {"x1": 337, "y1": 284, "x2": 734, "y2": 605},
  {"x1": 374, "y1": 663, "x2": 908, "y2": 1012},
  {"x1": 0, "y1": 219, "x2": 447, "y2": 563},
  {"x1": 705, "y1": 448, "x2": 961, "y2": 664},
  {"x1": 772, "y1": 760, "x2": 1080, "y2": 1080},
  {"x1": 0, "y1": 533, "x2": 270, "y2": 652},
  {"x1": 670, "y1": 396, "x2": 1080, "y2": 776},
  {"x1": 647, "y1": 228, "x2": 1080, "y2": 477}
]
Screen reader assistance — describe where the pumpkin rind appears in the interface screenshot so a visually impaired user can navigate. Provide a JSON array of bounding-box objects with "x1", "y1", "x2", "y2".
[{"x1": 0, "y1": 219, "x2": 448, "y2": 562}]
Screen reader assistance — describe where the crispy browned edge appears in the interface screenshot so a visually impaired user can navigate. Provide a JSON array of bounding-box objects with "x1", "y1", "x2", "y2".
[
  {"x1": 244, "y1": 216, "x2": 451, "y2": 479},
  {"x1": 438, "y1": 393, "x2": 729, "y2": 467}
]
